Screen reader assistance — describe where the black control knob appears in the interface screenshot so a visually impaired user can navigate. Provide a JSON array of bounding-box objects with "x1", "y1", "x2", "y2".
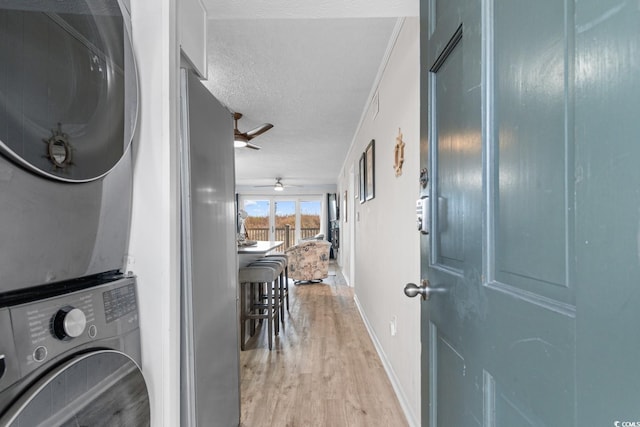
[{"x1": 52, "y1": 306, "x2": 87, "y2": 340}]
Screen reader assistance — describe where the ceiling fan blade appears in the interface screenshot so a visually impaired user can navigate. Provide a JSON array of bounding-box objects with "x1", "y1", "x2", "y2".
[
  {"x1": 245, "y1": 142, "x2": 261, "y2": 150},
  {"x1": 253, "y1": 184, "x2": 303, "y2": 188},
  {"x1": 245, "y1": 123, "x2": 273, "y2": 138}
]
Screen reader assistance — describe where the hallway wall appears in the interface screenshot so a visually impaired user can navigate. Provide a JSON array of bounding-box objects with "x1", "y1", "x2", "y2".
[
  {"x1": 337, "y1": 17, "x2": 421, "y2": 426},
  {"x1": 129, "y1": 0, "x2": 181, "y2": 425}
]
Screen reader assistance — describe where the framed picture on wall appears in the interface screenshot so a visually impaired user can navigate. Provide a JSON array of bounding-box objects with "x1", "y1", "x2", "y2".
[
  {"x1": 365, "y1": 139, "x2": 375, "y2": 201},
  {"x1": 359, "y1": 153, "x2": 366, "y2": 203}
]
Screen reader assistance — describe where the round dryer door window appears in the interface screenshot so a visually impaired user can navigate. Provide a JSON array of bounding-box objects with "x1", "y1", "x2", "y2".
[
  {"x1": 0, "y1": 0, "x2": 138, "y2": 182},
  {"x1": 0, "y1": 350, "x2": 150, "y2": 426}
]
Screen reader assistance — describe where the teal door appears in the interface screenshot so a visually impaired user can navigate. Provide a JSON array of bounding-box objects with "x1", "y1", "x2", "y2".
[
  {"x1": 574, "y1": 1, "x2": 640, "y2": 424},
  {"x1": 413, "y1": 0, "x2": 640, "y2": 425}
]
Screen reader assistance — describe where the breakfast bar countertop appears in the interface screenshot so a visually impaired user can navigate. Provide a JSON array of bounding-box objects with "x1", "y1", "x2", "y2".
[
  {"x1": 237, "y1": 240, "x2": 283, "y2": 254},
  {"x1": 237, "y1": 240, "x2": 284, "y2": 267}
]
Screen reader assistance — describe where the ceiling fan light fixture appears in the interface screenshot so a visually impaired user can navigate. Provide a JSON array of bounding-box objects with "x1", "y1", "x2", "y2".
[
  {"x1": 254, "y1": 178, "x2": 301, "y2": 191},
  {"x1": 232, "y1": 111, "x2": 273, "y2": 150},
  {"x1": 234, "y1": 134, "x2": 248, "y2": 148}
]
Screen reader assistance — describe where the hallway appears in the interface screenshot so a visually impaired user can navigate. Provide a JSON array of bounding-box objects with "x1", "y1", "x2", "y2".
[{"x1": 240, "y1": 265, "x2": 408, "y2": 426}]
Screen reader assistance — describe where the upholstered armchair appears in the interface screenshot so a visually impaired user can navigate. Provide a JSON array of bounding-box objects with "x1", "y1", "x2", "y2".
[{"x1": 284, "y1": 240, "x2": 332, "y2": 283}]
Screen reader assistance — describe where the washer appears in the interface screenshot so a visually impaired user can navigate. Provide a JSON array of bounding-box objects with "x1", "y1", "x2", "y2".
[{"x1": 0, "y1": 275, "x2": 149, "y2": 426}]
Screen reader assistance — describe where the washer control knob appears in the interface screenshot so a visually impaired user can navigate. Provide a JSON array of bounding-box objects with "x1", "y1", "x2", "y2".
[{"x1": 53, "y1": 307, "x2": 87, "y2": 340}]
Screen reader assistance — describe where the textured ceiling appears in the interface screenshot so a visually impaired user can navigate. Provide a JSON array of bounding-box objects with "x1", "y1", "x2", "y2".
[
  {"x1": 203, "y1": 0, "x2": 418, "y2": 20},
  {"x1": 200, "y1": 1, "x2": 418, "y2": 191}
]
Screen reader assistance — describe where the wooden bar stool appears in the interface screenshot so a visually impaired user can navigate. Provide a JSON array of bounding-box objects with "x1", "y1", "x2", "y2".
[
  {"x1": 239, "y1": 264, "x2": 280, "y2": 350},
  {"x1": 250, "y1": 258, "x2": 287, "y2": 323},
  {"x1": 265, "y1": 254, "x2": 289, "y2": 313},
  {"x1": 249, "y1": 258, "x2": 284, "y2": 333}
]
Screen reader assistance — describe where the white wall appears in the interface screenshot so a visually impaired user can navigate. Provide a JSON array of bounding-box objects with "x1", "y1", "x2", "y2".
[
  {"x1": 129, "y1": 0, "x2": 181, "y2": 425},
  {"x1": 337, "y1": 18, "x2": 421, "y2": 426}
]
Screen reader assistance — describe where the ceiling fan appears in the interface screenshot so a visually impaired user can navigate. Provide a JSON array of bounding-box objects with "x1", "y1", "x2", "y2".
[
  {"x1": 254, "y1": 178, "x2": 301, "y2": 192},
  {"x1": 233, "y1": 112, "x2": 273, "y2": 150}
]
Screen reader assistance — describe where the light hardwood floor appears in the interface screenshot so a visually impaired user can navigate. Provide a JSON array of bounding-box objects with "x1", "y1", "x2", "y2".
[{"x1": 240, "y1": 264, "x2": 409, "y2": 427}]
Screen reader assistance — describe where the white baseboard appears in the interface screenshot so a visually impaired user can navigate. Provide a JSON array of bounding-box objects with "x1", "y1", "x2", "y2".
[
  {"x1": 334, "y1": 260, "x2": 353, "y2": 287},
  {"x1": 353, "y1": 295, "x2": 419, "y2": 427},
  {"x1": 343, "y1": 272, "x2": 352, "y2": 287}
]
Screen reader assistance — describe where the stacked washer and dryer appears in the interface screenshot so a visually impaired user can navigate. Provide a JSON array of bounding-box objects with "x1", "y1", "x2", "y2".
[{"x1": 0, "y1": 0, "x2": 150, "y2": 425}]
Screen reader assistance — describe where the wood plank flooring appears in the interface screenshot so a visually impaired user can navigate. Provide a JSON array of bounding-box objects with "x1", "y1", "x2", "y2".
[{"x1": 240, "y1": 265, "x2": 409, "y2": 427}]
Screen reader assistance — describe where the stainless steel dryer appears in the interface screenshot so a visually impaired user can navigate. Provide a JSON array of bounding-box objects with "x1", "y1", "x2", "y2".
[
  {"x1": 0, "y1": 275, "x2": 149, "y2": 426},
  {"x1": 0, "y1": 0, "x2": 138, "y2": 293}
]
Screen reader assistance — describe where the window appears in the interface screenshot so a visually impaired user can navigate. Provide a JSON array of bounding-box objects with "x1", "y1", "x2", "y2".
[{"x1": 239, "y1": 195, "x2": 325, "y2": 249}]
